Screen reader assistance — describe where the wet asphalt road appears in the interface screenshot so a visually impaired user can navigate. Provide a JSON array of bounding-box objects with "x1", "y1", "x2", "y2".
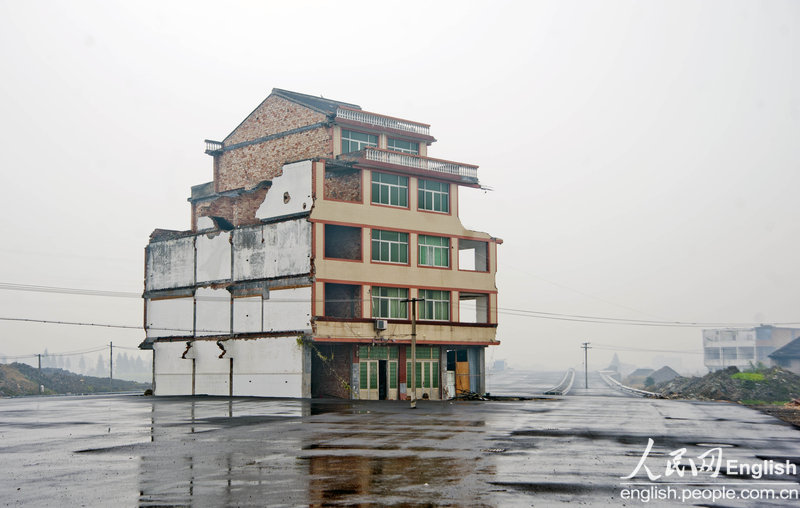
[{"x1": 2, "y1": 371, "x2": 800, "y2": 507}]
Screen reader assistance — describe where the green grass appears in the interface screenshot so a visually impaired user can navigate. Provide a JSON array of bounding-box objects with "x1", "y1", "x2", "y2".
[
  {"x1": 732, "y1": 372, "x2": 765, "y2": 381},
  {"x1": 741, "y1": 399, "x2": 787, "y2": 405}
]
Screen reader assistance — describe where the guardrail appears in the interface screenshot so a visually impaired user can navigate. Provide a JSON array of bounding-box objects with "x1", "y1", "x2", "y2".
[
  {"x1": 598, "y1": 370, "x2": 661, "y2": 398},
  {"x1": 543, "y1": 368, "x2": 575, "y2": 395}
]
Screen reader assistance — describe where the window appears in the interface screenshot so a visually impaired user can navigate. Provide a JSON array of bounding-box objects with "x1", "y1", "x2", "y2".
[
  {"x1": 324, "y1": 224, "x2": 361, "y2": 260},
  {"x1": 419, "y1": 289, "x2": 450, "y2": 321},
  {"x1": 371, "y1": 229, "x2": 408, "y2": 264},
  {"x1": 372, "y1": 287, "x2": 408, "y2": 319},
  {"x1": 387, "y1": 138, "x2": 419, "y2": 154},
  {"x1": 341, "y1": 129, "x2": 377, "y2": 153},
  {"x1": 371, "y1": 172, "x2": 408, "y2": 207},
  {"x1": 418, "y1": 235, "x2": 449, "y2": 268},
  {"x1": 324, "y1": 283, "x2": 361, "y2": 318},
  {"x1": 418, "y1": 179, "x2": 449, "y2": 213}
]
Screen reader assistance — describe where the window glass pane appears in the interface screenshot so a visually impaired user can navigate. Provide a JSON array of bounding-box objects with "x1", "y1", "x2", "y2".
[
  {"x1": 360, "y1": 362, "x2": 368, "y2": 390},
  {"x1": 390, "y1": 362, "x2": 397, "y2": 388},
  {"x1": 432, "y1": 362, "x2": 439, "y2": 388},
  {"x1": 369, "y1": 362, "x2": 377, "y2": 389}
]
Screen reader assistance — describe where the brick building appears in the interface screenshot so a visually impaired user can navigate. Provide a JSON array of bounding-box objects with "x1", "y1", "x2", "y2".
[{"x1": 140, "y1": 89, "x2": 501, "y2": 399}]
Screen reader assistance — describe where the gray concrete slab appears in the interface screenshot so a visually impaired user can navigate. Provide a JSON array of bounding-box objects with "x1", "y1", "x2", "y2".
[{"x1": 1, "y1": 385, "x2": 799, "y2": 506}]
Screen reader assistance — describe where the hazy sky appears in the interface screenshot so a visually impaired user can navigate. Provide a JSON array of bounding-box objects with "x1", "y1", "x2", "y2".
[{"x1": 0, "y1": 0, "x2": 798, "y2": 374}]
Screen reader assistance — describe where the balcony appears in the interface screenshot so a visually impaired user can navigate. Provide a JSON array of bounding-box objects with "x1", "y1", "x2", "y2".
[
  {"x1": 204, "y1": 139, "x2": 223, "y2": 155},
  {"x1": 335, "y1": 107, "x2": 430, "y2": 137},
  {"x1": 350, "y1": 147, "x2": 478, "y2": 183}
]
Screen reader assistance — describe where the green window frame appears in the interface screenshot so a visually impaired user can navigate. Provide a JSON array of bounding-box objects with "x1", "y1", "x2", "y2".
[
  {"x1": 341, "y1": 129, "x2": 377, "y2": 153},
  {"x1": 389, "y1": 362, "x2": 398, "y2": 389},
  {"x1": 371, "y1": 229, "x2": 409, "y2": 264},
  {"x1": 372, "y1": 287, "x2": 408, "y2": 319},
  {"x1": 418, "y1": 179, "x2": 449, "y2": 213},
  {"x1": 418, "y1": 235, "x2": 450, "y2": 268},
  {"x1": 419, "y1": 289, "x2": 450, "y2": 321},
  {"x1": 387, "y1": 138, "x2": 419, "y2": 155},
  {"x1": 371, "y1": 172, "x2": 408, "y2": 207}
]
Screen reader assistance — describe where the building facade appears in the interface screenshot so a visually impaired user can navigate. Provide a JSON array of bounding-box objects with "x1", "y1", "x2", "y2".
[
  {"x1": 140, "y1": 89, "x2": 501, "y2": 399},
  {"x1": 702, "y1": 326, "x2": 800, "y2": 372}
]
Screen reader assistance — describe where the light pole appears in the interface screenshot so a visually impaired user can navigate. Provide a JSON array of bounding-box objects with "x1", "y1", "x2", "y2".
[
  {"x1": 404, "y1": 297, "x2": 424, "y2": 409},
  {"x1": 581, "y1": 342, "x2": 591, "y2": 389}
]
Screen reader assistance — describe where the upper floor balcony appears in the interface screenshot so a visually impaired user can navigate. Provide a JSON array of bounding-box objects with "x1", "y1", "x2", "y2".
[
  {"x1": 341, "y1": 147, "x2": 479, "y2": 185},
  {"x1": 335, "y1": 107, "x2": 431, "y2": 138}
]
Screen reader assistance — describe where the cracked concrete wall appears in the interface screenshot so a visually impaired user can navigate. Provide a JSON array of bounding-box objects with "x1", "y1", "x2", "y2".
[
  {"x1": 263, "y1": 287, "x2": 312, "y2": 332},
  {"x1": 146, "y1": 237, "x2": 194, "y2": 291},
  {"x1": 231, "y1": 220, "x2": 311, "y2": 281},
  {"x1": 255, "y1": 160, "x2": 312, "y2": 220},
  {"x1": 196, "y1": 231, "x2": 231, "y2": 284},
  {"x1": 146, "y1": 297, "x2": 194, "y2": 339},
  {"x1": 195, "y1": 287, "x2": 230, "y2": 337}
]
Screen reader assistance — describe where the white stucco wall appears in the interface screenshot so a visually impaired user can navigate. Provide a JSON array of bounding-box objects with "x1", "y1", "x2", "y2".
[
  {"x1": 255, "y1": 160, "x2": 312, "y2": 220},
  {"x1": 263, "y1": 287, "x2": 311, "y2": 332},
  {"x1": 195, "y1": 287, "x2": 230, "y2": 337},
  {"x1": 153, "y1": 341, "x2": 194, "y2": 396},
  {"x1": 146, "y1": 297, "x2": 194, "y2": 338},
  {"x1": 146, "y1": 237, "x2": 194, "y2": 291},
  {"x1": 228, "y1": 337, "x2": 305, "y2": 397},
  {"x1": 193, "y1": 340, "x2": 232, "y2": 396},
  {"x1": 153, "y1": 337, "x2": 307, "y2": 397},
  {"x1": 196, "y1": 231, "x2": 231, "y2": 284},
  {"x1": 233, "y1": 296, "x2": 262, "y2": 334}
]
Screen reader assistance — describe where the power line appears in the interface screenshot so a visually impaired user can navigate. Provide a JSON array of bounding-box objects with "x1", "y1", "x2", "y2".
[{"x1": 2, "y1": 281, "x2": 800, "y2": 329}]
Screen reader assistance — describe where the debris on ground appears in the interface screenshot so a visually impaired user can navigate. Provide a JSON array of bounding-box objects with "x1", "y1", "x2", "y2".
[{"x1": 655, "y1": 366, "x2": 800, "y2": 403}]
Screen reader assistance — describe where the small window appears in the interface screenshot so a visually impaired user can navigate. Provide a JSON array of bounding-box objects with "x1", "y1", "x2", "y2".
[
  {"x1": 419, "y1": 289, "x2": 450, "y2": 321},
  {"x1": 418, "y1": 235, "x2": 449, "y2": 268},
  {"x1": 372, "y1": 287, "x2": 408, "y2": 319},
  {"x1": 324, "y1": 224, "x2": 361, "y2": 260},
  {"x1": 371, "y1": 172, "x2": 408, "y2": 207},
  {"x1": 371, "y1": 229, "x2": 408, "y2": 264},
  {"x1": 387, "y1": 138, "x2": 419, "y2": 154},
  {"x1": 418, "y1": 179, "x2": 449, "y2": 213},
  {"x1": 341, "y1": 129, "x2": 377, "y2": 153}
]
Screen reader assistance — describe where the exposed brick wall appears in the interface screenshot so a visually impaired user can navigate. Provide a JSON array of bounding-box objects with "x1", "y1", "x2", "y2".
[
  {"x1": 224, "y1": 95, "x2": 327, "y2": 145},
  {"x1": 192, "y1": 186, "x2": 270, "y2": 231},
  {"x1": 324, "y1": 167, "x2": 361, "y2": 202},
  {"x1": 216, "y1": 128, "x2": 331, "y2": 192},
  {"x1": 213, "y1": 95, "x2": 333, "y2": 192},
  {"x1": 311, "y1": 344, "x2": 352, "y2": 398}
]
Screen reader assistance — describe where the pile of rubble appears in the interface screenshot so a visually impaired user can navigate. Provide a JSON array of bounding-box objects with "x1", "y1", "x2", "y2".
[{"x1": 656, "y1": 366, "x2": 800, "y2": 403}]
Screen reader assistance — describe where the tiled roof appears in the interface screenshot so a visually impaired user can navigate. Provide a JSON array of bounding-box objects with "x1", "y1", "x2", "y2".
[
  {"x1": 271, "y1": 88, "x2": 360, "y2": 114},
  {"x1": 770, "y1": 337, "x2": 800, "y2": 359}
]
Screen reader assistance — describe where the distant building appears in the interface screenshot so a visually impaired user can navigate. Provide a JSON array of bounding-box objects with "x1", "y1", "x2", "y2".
[
  {"x1": 768, "y1": 338, "x2": 800, "y2": 375},
  {"x1": 139, "y1": 89, "x2": 501, "y2": 399},
  {"x1": 702, "y1": 326, "x2": 800, "y2": 372}
]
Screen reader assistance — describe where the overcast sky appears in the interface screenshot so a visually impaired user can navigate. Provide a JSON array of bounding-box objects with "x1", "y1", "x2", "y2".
[{"x1": 0, "y1": 0, "x2": 798, "y2": 374}]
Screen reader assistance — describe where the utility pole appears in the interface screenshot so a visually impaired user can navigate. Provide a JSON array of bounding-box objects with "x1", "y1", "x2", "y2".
[
  {"x1": 109, "y1": 342, "x2": 113, "y2": 393},
  {"x1": 581, "y1": 342, "x2": 591, "y2": 389},
  {"x1": 403, "y1": 297, "x2": 425, "y2": 409},
  {"x1": 37, "y1": 353, "x2": 42, "y2": 394}
]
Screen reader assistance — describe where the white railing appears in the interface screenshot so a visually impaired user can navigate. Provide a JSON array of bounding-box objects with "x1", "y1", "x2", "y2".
[
  {"x1": 543, "y1": 368, "x2": 575, "y2": 395},
  {"x1": 205, "y1": 139, "x2": 223, "y2": 153},
  {"x1": 599, "y1": 370, "x2": 661, "y2": 398},
  {"x1": 364, "y1": 148, "x2": 478, "y2": 180},
  {"x1": 336, "y1": 108, "x2": 430, "y2": 136}
]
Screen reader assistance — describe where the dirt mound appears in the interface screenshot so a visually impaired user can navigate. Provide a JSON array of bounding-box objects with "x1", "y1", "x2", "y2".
[{"x1": 656, "y1": 366, "x2": 800, "y2": 403}]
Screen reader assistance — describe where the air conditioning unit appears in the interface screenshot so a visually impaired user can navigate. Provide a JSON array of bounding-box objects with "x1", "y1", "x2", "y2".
[{"x1": 375, "y1": 319, "x2": 387, "y2": 330}]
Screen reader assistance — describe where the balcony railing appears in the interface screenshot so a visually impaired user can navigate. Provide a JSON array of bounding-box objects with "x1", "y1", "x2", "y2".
[
  {"x1": 336, "y1": 108, "x2": 430, "y2": 136},
  {"x1": 363, "y1": 147, "x2": 478, "y2": 181},
  {"x1": 205, "y1": 139, "x2": 223, "y2": 154}
]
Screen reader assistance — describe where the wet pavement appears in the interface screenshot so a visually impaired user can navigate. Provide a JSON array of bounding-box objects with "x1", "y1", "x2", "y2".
[{"x1": 2, "y1": 372, "x2": 800, "y2": 506}]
